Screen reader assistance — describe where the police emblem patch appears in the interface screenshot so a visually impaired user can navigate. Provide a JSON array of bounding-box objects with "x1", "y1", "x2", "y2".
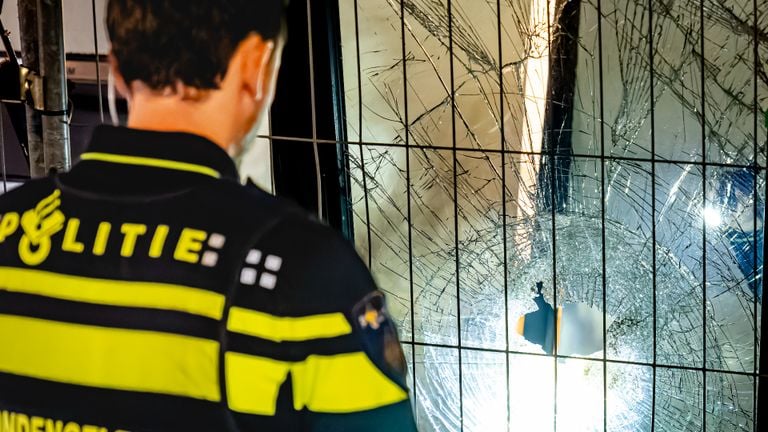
[{"x1": 352, "y1": 291, "x2": 408, "y2": 389}]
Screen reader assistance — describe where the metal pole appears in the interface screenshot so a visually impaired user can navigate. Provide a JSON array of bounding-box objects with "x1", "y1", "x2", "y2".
[
  {"x1": 36, "y1": 0, "x2": 70, "y2": 174},
  {"x1": 17, "y1": 0, "x2": 44, "y2": 177}
]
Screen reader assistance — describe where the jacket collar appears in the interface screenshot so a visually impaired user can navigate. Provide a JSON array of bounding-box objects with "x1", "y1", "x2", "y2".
[{"x1": 79, "y1": 126, "x2": 240, "y2": 181}]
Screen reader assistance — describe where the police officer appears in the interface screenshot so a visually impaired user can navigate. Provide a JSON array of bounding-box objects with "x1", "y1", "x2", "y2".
[{"x1": 0, "y1": 1, "x2": 417, "y2": 431}]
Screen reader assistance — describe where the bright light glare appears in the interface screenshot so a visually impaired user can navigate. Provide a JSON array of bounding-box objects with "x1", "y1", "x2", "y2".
[
  {"x1": 703, "y1": 206, "x2": 723, "y2": 228},
  {"x1": 504, "y1": 355, "x2": 646, "y2": 431},
  {"x1": 557, "y1": 360, "x2": 605, "y2": 431}
]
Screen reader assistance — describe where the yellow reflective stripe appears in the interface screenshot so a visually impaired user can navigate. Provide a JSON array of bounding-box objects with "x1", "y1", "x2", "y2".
[
  {"x1": 227, "y1": 307, "x2": 352, "y2": 342},
  {"x1": 225, "y1": 352, "x2": 408, "y2": 415},
  {"x1": 0, "y1": 267, "x2": 225, "y2": 320},
  {"x1": 80, "y1": 152, "x2": 221, "y2": 179},
  {"x1": 292, "y1": 352, "x2": 408, "y2": 413},
  {"x1": 225, "y1": 352, "x2": 291, "y2": 416},
  {"x1": 0, "y1": 314, "x2": 220, "y2": 401}
]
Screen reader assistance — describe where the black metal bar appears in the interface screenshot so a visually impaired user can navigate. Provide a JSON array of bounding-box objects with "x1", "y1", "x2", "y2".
[
  {"x1": 319, "y1": 0, "x2": 354, "y2": 239},
  {"x1": 399, "y1": 0, "x2": 418, "y2": 405},
  {"x1": 700, "y1": 0, "x2": 708, "y2": 428},
  {"x1": 446, "y1": 0, "x2": 464, "y2": 429},
  {"x1": 405, "y1": 339, "x2": 768, "y2": 378},
  {"x1": 262, "y1": 135, "x2": 768, "y2": 170},
  {"x1": 0, "y1": 0, "x2": 9, "y2": 188},
  {"x1": 648, "y1": 0, "x2": 658, "y2": 429},
  {"x1": 545, "y1": 3, "x2": 558, "y2": 430},
  {"x1": 760, "y1": 117, "x2": 768, "y2": 430},
  {"x1": 496, "y1": 0, "x2": 510, "y2": 429},
  {"x1": 597, "y1": 0, "x2": 608, "y2": 427},
  {"x1": 753, "y1": 0, "x2": 761, "y2": 428},
  {"x1": 402, "y1": 342, "x2": 768, "y2": 379},
  {"x1": 352, "y1": 0, "x2": 372, "y2": 267}
]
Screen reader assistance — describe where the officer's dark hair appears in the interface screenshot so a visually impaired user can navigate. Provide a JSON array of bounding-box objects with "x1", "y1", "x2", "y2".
[{"x1": 107, "y1": 0, "x2": 287, "y2": 90}]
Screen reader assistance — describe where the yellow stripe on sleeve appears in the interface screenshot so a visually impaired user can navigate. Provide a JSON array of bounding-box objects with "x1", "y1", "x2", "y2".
[
  {"x1": 225, "y1": 352, "x2": 291, "y2": 416},
  {"x1": 291, "y1": 352, "x2": 409, "y2": 413},
  {"x1": 0, "y1": 267, "x2": 225, "y2": 320},
  {"x1": 227, "y1": 307, "x2": 352, "y2": 342},
  {"x1": 0, "y1": 314, "x2": 220, "y2": 401},
  {"x1": 225, "y1": 351, "x2": 409, "y2": 416}
]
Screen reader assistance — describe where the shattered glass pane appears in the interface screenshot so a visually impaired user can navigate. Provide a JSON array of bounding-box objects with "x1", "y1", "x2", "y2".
[
  {"x1": 348, "y1": 143, "x2": 371, "y2": 265},
  {"x1": 593, "y1": 0, "x2": 653, "y2": 159},
  {"x1": 346, "y1": 0, "x2": 406, "y2": 144},
  {"x1": 508, "y1": 354, "x2": 554, "y2": 432},
  {"x1": 554, "y1": 157, "x2": 604, "y2": 359},
  {"x1": 606, "y1": 364, "x2": 653, "y2": 431},
  {"x1": 570, "y1": 0, "x2": 601, "y2": 156},
  {"x1": 348, "y1": 145, "x2": 413, "y2": 339},
  {"x1": 411, "y1": 148, "x2": 459, "y2": 345},
  {"x1": 499, "y1": 0, "x2": 547, "y2": 153},
  {"x1": 403, "y1": 342, "x2": 416, "y2": 394},
  {"x1": 404, "y1": 0, "x2": 452, "y2": 147},
  {"x1": 451, "y1": 0, "x2": 501, "y2": 150},
  {"x1": 654, "y1": 163, "x2": 704, "y2": 368},
  {"x1": 462, "y1": 350, "x2": 507, "y2": 431},
  {"x1": 605, "y1": 161, "x2": 653, "y2": 363},
  {"x1": 648, "y1": 0, "x2": 704, "y2": 162},
  {"x1": 705, "y1": 373, "x2": 754, "y2": 431},
  {"x1": 457, "y1": 152, "x2": 505, "y2": 348},
  {"x1": 556, "y1": 359, "x2": 604, "y2": 430},
  {"x1": 339, "y1": 0, "x2": 766, "y2": 430},
  {"x1": 705, "y1": 166, "x2": 761, "y2": 372},
  {"x1": 703, "y1": 0, "x2": 757, "y2": 165},
  {"x1": 506, "y1": 155, "x2": 555, "y2": 355},
  {"x1": 339, "y1": 0, "x2": 362, "y2": 143},
  {"x1": 583, "y1": 0, "x2": 763, "y2": 164},
  {"x1": 414, "y1": 345, "x2": 461, "y2": 431},
  {"x1": 654, "y1": 368, "x2": 704, "y2": 432}
]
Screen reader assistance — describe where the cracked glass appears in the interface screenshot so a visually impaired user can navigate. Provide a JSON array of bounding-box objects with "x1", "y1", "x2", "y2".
[{"x1": 339, "y1": 0, "x2": 766, "y2": 430}]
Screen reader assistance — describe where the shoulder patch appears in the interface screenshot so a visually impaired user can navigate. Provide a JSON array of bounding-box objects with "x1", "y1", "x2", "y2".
[{"x1": 352, "y1": 291, "x2": 408, "y2": 389}]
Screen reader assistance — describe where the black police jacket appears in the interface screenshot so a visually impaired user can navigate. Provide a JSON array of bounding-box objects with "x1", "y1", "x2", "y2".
[{"x1": 0, "y1": 126, "x2": 417, "y2": 432}]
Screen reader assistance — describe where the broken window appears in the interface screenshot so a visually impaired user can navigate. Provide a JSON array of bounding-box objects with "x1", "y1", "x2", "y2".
[{"x1": 339, "y1": 0, "x2": 767, "y2": 430}]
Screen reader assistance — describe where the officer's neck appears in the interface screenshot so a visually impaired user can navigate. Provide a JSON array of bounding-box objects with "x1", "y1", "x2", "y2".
[{"x1": 126, "y1": 84, "x2": 240, "y2": 152}]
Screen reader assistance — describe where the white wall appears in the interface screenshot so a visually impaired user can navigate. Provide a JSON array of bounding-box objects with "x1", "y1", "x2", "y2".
[{"x1": 1, "y1": 0, "x2": 110, "y2": 54}]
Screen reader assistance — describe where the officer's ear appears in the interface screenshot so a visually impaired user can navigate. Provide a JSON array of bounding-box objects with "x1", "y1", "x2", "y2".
[{"x1": 238, "y1": 34, "x2": 280, "y2": 105}]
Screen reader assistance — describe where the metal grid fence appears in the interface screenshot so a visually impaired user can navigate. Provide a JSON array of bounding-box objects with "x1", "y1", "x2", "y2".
[{"x1": 339, "y1": 0, "x2": 767, "y2": 430}]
